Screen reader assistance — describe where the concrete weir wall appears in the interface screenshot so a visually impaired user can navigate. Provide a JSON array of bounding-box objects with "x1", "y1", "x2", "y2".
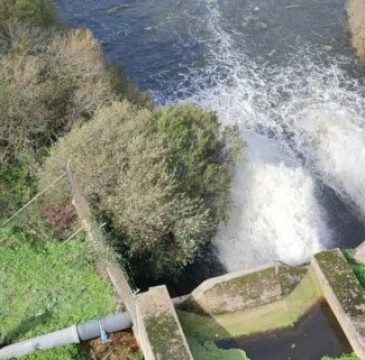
[
  {"x1": 113, "y1": 248, "x2": 365, "y2": 359},
  {"x1": 180, "y1": 262, "x2": 307, "y2": 315},
  {"x1": 176, "y1": 262, "x2": 323, "y2": 344},
  {"x1": 347, "y1": 0, "x2": 365, "y2": 62},
  {"x1": 312, "y1": 249, "x2": 365, "y2": 360},
  {"x1": 175, "y1": 249, "x2": 365, "y2": 360},
  {"x1": 135, "y1": 286, "x2": 193, "y2": 360}
]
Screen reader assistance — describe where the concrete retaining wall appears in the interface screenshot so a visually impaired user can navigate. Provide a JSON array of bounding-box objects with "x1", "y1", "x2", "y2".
[
  {"x1": 312, "y1": 249, "x2": 365, "y2": 360},
  {"x1": 135, "y1": 286, "x2": 193, "y2": 360},
  {"x1": 180, "y1": 262, "x2": 306, "y2": 315},
  {"x1": 107, "y1": 249, "x2": 365, "y2": 359}
]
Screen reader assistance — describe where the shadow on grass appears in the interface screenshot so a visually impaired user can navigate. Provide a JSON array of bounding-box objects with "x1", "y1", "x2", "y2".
[{"x1": 1, "y1": 309, "x2": 54, "y2": 347}]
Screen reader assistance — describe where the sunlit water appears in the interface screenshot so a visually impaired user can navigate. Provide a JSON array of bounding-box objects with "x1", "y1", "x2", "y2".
[{"x1": 56, "y1": 0, "x2": 365, "y2": 274}]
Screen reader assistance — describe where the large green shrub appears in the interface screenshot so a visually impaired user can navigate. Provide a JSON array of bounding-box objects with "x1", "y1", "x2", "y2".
[
  {"x1": 154, "y1": 105, "x2": 242, "y2": 221},
  {"x1": 0, "y1": 0, "x2": 57, "y2": 27},
  {"x1": 39, "y1": 101, "x2": 242, "y2": 276},
  {"x1": 0, "y1": 24, "x2": 118, "y2": 215},
  {"x1": 0, "y1": 22, "x2": 152, "y2": 218},
  {"x1": 0, "y1": 25, "x2": 116, "y2": 165}
]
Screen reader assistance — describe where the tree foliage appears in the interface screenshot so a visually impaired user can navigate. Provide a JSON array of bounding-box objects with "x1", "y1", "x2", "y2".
[
  {"x1": 0, "y1": 0, "x2": 57, "y2": 27},
  {"x1": 39, "y1": 101, "x2": 242, "y2": 276},
  {"x1": 0, "y1": 25, "x2": 116, "y2": 165},
  {"x1": 0, "y1": 23, "x2": 118, "y2": 215}
]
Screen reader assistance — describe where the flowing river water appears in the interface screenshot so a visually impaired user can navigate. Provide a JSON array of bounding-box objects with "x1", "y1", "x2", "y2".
[{"x1": 56, "y1": 0, "x2": 365, "y2": 288}]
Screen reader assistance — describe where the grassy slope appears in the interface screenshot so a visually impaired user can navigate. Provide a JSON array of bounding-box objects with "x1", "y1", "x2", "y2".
[{"x1": 0, "y1": 226, "x2": 114, "y2": 359}]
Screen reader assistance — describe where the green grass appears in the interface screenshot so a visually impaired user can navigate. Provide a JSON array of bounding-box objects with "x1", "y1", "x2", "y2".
[
  {"x1": 322, "y1": 354, "x2": 359, "y2": 360},
  {"x1": 0, "y1": 226, "x2": 114, "y2": 359},
  {"x1": 344, "y1": 249, "x2": 365, "y2": 288}
]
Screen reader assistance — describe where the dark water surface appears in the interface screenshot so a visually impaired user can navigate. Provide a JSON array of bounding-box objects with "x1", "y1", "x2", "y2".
[
  {"x1": 55, "y1": 0, "x2": 365, "y2": 294},
  {"x1": 216, "y1": 302, "x2": 352, "y2": 360}
]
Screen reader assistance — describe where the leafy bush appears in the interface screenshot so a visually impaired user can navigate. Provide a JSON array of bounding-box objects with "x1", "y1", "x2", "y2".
[
  {"x1": 0, "y1": 25, "x2": 116, "y2": 166},
  {"x1": 0, "y1": 17, "x2": 153, "y2": 214},
  {"x1": 0, "y1": 0, "x2": 57, "y2": 27},
  {"x1": 0, "y1": 226, "x2": 114, "y2": 359},
  {"x1": 109, "y1": 63, "x2": 154, "y2": 109},
  {"x1": 0, "y1": 158, "x2": 36, "y2": 217},
  {"x1": 39, "y1": 101, "x2": 242, "y2": 276},
  {"x1": 0, "y1": 23, "x2": 119, "y2": 215}
]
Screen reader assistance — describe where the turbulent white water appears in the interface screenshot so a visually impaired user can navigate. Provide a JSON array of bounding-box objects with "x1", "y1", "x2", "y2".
[
  {"x1": 293, "y1": 106, "x2": 365, "y2": 217},
  {"x1": 178, "y1": 0, "x2": 365, "y2": 270},
  {"x1": 214, "y1": 133, "x2": 329, "y2": 271}
]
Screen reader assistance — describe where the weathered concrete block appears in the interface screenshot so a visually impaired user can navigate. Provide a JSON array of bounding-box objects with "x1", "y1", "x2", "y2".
[
  {"x1": 312, "y1": 249, "x2": 365, "y2": 360},
  {"x1": 135, "y1": 286, "x2": 193, "y2": 360},
  {"x1": 179, "y1": 262, "x2": 306, "y2": 315}
]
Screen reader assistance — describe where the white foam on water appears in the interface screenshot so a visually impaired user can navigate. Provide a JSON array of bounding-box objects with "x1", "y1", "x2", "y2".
[
  {"x1": 268, "y1": 65, "x2": 365, "y2": 217},
  {"x1": 178, "y1": 0, "x2": 365, "y2": 270},
  {"x1": 292, "y1": 105, "x2": 365, "y2": 217},
  {"x1": 213, "y1": 133, "x2": 329, "y2": 271}
]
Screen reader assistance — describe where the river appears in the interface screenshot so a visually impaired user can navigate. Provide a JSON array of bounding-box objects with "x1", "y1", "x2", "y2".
[{"x1": 55, "y1": 0, "x2": 365, "y2": 290}]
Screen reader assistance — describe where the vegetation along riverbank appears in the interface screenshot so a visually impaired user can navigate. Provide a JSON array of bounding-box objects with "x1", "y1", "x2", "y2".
[
  {"x1": 3, "y1": 0, "x2": 365, "y2": 359},
  {"x1": 0, "y1": 0, "x2": 242, "y2": 359}
]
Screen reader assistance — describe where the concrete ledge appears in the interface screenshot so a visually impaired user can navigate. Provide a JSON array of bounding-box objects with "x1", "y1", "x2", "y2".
[
  {"x1": 312, "y1": 249, "x2": 365, "y2": 359},
  {"x1": 179, "y1": 262, "x2": 307, "y2": 315},
  {"x1": 135, "y1": 286, "x2": 193, "y2": 360},
  {"x1": 177, "y1": 268, "x2": 322, "y2": 341},
  {"x1": 106, "y1": 266, "x2": 137, "y2": 329}
]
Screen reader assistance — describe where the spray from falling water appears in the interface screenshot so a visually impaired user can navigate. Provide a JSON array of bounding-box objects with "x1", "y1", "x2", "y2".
[
  {"x1": 213, "y1": 133, "x2": 329, "y2": 271},
  {"x1": 175, "y1": 0, "x2": 365, "y2": 271}
]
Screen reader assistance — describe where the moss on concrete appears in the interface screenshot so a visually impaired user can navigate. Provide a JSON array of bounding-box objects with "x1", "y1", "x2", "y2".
[
  {"x1": 212, "y1": 267, "x2": 277, "y2": 301},
  {"x1": 179, "y1": 265, "x2": 307, "y2": 316},
  {"x1": 188, "y1": 340, "x2": 249, "y2": 360},
  {"x1": 145, "y1": 313, "x2": 189, "y2": 360},
  {"x1": 315, "y1": 250, "x2": 365, "y2": 317},
  {"x1": 178, "y1": 267, "x2": 278, "y2": 315},
  {"x1": 177, "y1": 268, "x2": 322, "y2": 341},
  {"x1": 278, "y1": 266, "x2": 307, "y2": 295}
]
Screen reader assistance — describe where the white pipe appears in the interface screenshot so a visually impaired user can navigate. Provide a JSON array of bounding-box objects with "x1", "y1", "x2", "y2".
[
  {"x1": 0, "y1": 326, "x2": 79, "y2": 359},
  {"x1": 0, "y1": 312, "x2": 132, "y2": 359}
]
